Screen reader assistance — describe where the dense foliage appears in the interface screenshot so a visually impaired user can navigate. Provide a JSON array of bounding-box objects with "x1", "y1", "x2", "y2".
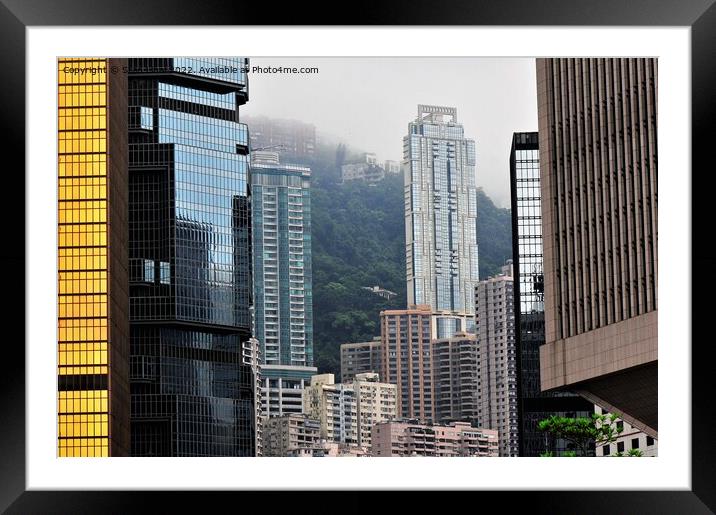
[
  {"x1": 292, "y1": 144, "x2": 513, "y2": 377},
  {"x1": 537, "y1": 412, "x2": 643, "y2": 457},
  {"x1": 476, "y1": 187, "x2": 513, "y2": 278}
]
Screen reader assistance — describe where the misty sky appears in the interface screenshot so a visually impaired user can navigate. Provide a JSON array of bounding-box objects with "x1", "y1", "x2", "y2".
[{"x1": 242, "y1": 57, "x2": 537, "y2": 208}]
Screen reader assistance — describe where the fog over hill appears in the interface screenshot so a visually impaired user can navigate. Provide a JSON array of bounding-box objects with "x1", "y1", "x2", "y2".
[{"x1": 275, "y1": 141, "x2": 512, "y2": 376}]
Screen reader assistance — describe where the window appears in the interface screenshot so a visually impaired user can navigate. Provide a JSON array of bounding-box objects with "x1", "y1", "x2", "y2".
[
  {"x1": 140, "y1": 106, "x2": 153, "y2": 130},
  {"x1": 632, "y1": 438, "x2": 640, "y2": 450},
  {"x1": 646, "y1": 436, "x2": 655, "y2": 446},
  {"x1": 601, "y1": 444, "x2": 610, "y2": 456},
  {"x1": 617, "y1": 441, "x2": 624, "y2": 453},
  {"x1": 159, "y1": 262, "x2": 170, "y2": 285},
  {"x1": 143, "y1": 259, "x2": 155, "y2": 283}
]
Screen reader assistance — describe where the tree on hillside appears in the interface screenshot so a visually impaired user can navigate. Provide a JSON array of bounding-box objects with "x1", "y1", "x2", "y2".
[{"x1": 476, "y1": 187, "x2": 513, "y2": 279}]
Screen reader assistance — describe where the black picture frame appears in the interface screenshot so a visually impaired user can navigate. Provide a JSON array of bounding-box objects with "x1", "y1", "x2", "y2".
[{"x1": 2, "y1": 0, "x2": 712, "y2": 512}]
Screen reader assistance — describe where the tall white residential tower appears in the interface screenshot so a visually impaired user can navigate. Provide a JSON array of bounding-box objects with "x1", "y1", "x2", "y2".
[{"x1": 403, "y1": 105, "x2": 479, "y2": 338}]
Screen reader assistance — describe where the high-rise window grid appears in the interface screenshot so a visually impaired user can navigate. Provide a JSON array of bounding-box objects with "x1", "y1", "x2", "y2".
[
  {"x1": 474, "y1": 269, "x2": 519, "y2": 456},
  {"x1": 380, "y1": 307, "x2": 434, "y2": 421},
  {"x1": 251, "y1": 162, "x2": 313, "y2": 368},
  {"x1": 404, "y1": 105, "x2": 478, "y2": 316},
  {"x1": 57, "y1": 58, "x2": 115, "y2": 457},
  {"x1": 128, "y1": 57, "x2": 254, "y2": 457}
]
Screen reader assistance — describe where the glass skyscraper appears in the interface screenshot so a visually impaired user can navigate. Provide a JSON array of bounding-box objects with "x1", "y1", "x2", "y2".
[
  {"x1": 510, "y1": 132, "x2": 593, "y2": 456},
  {"x1": 404, "y1": 105, "x2": 478, "y2": 336},
  {"x1": 127, "y1": 58, "x2": 255, "y2": 456},
  {"x1": 250, "y1": 151, "x2": 316, "y2": 419}
]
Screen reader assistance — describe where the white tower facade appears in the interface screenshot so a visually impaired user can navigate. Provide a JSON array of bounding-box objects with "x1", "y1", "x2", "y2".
[{"x1": 404, "y1": 105, "x2": 478, "y2": 337}]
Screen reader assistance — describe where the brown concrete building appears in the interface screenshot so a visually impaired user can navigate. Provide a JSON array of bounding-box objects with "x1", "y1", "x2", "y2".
[
  {"x1": 340, "y1": 337, "x2": 382, "y2": 382},
  {"x1": 536, "y1": 58, "x2": 658, "y2": 438},
  {"x1": 431, "y1": 332, "x2": 479, "y2": 425},
  {"x1": 380, "y1": 305, "x2": 435, "y2": 422}
]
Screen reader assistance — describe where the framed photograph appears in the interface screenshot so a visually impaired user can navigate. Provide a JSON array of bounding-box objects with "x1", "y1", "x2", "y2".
[{"x1": 4, "y1": 0, "x2": 712, "y2": 511}]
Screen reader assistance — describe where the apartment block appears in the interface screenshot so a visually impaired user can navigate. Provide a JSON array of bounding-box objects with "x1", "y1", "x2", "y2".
[
  {"x1": 340, "y1": 336, "x2": 382, "y2": 382},
  {"x1": 302, "y1": 373, "x2": 397, "y2": 449},
  {"x1": 261, "y1": 413, "x2": 322, "y2": 457},
  {"x1": 432, "y1": 332, "x2": 479, "y2": 424},
  {"x1": 341, "y1": 152, "x2": 386, "y2": 184},
  {"x1": 474, "y1": 263, "x2": 519, "y2": 456},
  {"x1": 371, "y1": 420, "x2": 498, "y2": 457},
  {"x1": 303, "y1": 374, "x2": 358, "y2": 446},
  {"x1": 380, "y1": 305, "x2": 434, "y2": 422},
  {"x1": 321, "y1": 443, "x2": 372, "y2": 457},
  {"x1": 351, "y1": 373, "x2": 398, "y2": 448},
  {"x1": 404, "y1": 105, "x2": 479, "y2": 318},
  {"x1": 258, "y1": 364, "x2": 317, "y2": 418},
  {"x1": 251, "y1": 151, "x2": 313, "y2": 368},
  {"x1": 384, "y1": 160, "x2": 401, "y2": 174}
]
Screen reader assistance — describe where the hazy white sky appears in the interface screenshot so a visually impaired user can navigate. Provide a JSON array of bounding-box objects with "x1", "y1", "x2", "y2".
[{"x1": 242, "y1": 57, "x2": 537, "y2": 208}]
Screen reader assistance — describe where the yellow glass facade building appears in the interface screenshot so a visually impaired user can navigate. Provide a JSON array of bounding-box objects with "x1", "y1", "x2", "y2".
[{"x1": 57, "y1": 58, "x2": 129, "y2": 457}]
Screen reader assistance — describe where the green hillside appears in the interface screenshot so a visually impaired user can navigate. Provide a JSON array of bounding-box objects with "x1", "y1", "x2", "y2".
[{"x1": 290, "y1": 144, "x2": 513, "y2": 377}]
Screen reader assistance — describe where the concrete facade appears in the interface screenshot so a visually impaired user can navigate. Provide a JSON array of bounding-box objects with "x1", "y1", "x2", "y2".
[
  {"x1": 302, "y1": 372, "x2": 397, "y2": 450},
  {"x1": 258, "y1": 364, "x2": 317, "y2": 418},
  {"x1": 340, "y1": 337, "x2": 382, "y2": 382},
  {"x1": 303, "y1": 374, "x2": 358, "y2": 445},
  {"x1": 351, "y1": 372, "x2": 398, "y2": 448},
  {"x1": 261, "y1": 413, "x2": 322, "y2": 457},
  {"x1": 594, "y1": 406, "x2": 657, "y2": 457},
  {"x1": 380, "y1": 305, "x2": 435, "y2": 422},
  {"x1": 474, "y1": 263, "x2": 519, "y2": 456},
  {"x1": 371, "y1": 420, "x2": 498, "y2": 457},
  {"x1": 384, "y1": 160, "x2": 401, "y2": 174},
  {"x1": 536, "y1": 58, "x2": 658, "y2": 438},
  {"x1": 341, "y1": 162, "x2": 386, "y2": 184},
  {"x1": 431, "y1": 332, "x2": 479, "y2": 425}
]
